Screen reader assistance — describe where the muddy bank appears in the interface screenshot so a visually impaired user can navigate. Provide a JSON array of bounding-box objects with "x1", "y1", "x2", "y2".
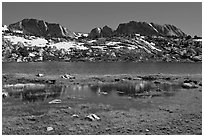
[{"x1": 2, "y1": 73, "x2": 202, "y2": 135}]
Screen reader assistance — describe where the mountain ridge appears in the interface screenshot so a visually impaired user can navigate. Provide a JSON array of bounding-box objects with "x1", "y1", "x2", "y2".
[
  {"x1": 6, "y1": 18, "x2": 187, "y2": 39},
  {"x1": 8, "y1": 18, "x2": 76, "y2": 38}
]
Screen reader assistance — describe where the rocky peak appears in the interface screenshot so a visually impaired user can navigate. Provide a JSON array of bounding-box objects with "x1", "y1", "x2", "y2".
[
  {"x1": 88, "y1": 26, "x2": 114, "y2": 39},
  {"x1": 150, "y1": 23, "x2": 186, "y2": 37},
  {"x1": 116, "y1": 21, "x2": 159, "y2": 36},
  {"x1": 115, "y1": 21, "x2": 186, "y2": 37},
  {"x1": 88, "y1": 27, "x2": 102, "y2": 39},
  {"x1": 8, "y1": 18, "x2": 75, "y2": 38},
  {"x1": 101, "y1": 26, "x2": 113, "y2": 37}
]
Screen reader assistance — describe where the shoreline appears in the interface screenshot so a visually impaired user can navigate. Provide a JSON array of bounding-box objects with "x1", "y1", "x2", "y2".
[{"x1": 2, "y1": 73, "x2": 202, "y2": 135}]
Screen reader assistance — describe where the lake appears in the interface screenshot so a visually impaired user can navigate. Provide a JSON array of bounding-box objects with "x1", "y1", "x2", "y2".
[{"x1": 2, "y1": 62, "x2": 202, "y2": 75}]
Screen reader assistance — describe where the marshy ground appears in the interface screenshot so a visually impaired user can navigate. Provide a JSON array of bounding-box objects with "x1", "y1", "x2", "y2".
[{"x1": 2, "y1": 73, "x2": 202, "y2": 135}]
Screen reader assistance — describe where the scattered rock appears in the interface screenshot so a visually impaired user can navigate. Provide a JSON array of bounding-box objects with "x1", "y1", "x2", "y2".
[
  {"x1": 165, "y1": 77, "x2": 171, "y2": 80},
  {"x1": 182, "y1": 83, "x2": 198, "y2": 89},
  {"x1": 145, "y1": 129, "x2": 150, "y2": 132},
  {"x1": 85, "y1": 114, "x2": 101, "y2": 121},
  {"x1": 49, "y1": 99, "x2": 62, "y2": 104},
  {"x1": 138, "y1": 75, "x2": 156, "y2": 81},
  {"x1": 199, "y1": 83, "x2": 202, "y2": 86},
  {"x1": 154, "y1": 81, "x2": 161, "y2": 84},
  {"x1": 99, "y1": 91, "x2": 108, "y2": 95},
  {"x1": 117, "y1": 91, "x2": 125, "y2": 95},
  {"x1": 71, "y1": 114, "x2": 79, "y2": 118},
  {"x1": 115, "y1": 78, "x2": 120, "y2": 82},
  {"x1": 2, "y1": 92, "x2": 8, "y2": 99},
  {"x1": 27, "y1": 115, "x2": 36, "y2": 121},
  {"x1": 46, "y1": 80, "x2": 56, "y2": 84},
  {"x1": 36, "y1": 73, "x2": 44, "y2": 77},
  {"x1": 184, "y1": 79, "x2": 197, "y2": 84},
  {"x1": 105, "y1": 127, "x2": 111, "y2": 131},
  {"x1": 61, "y1": 74, "x2": 75, "y2": 79},
  {"x1": 159, "y1": 107, "x2": 173, "y2": 113},
  {"x1": 133, "y1": 77, "x2": 142, "y2": 80},
  {"x1": 68, "y1": 127, "x2": 76, "y2": 132},
  {"x1": 47, "y1": 127, "x2": 53, "y2": 132}
]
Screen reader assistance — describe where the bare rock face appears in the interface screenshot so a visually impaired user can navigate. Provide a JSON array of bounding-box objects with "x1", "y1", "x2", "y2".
[
  {"x1": 150, "y1": 23, "x2": 186, "y2": 37},
  {"x1": 88, "y1": 26, "x2": 114, "y2": 39},
  {"x1": 88, "y1": 27, "x2": 102, "y2": 39},
  {"x1": 116, "y1": 21, "x2": 159, "y2": 36},
  {"x1": 115, "y1": 21, "x2": 186, "y2": 37},
  {"x1": 8, "y1": 18, "x2": 75, "y2": 38},
  {"x1": 101, "y1": 26, "x2": 113, "y2": 37}
]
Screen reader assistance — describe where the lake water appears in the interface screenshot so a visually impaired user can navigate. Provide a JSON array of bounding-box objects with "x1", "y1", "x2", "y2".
[
  {"x1": 2, "y1": 62, "x2": 202, "y2": 75},
  {"x1": 3, "y1": 82, "x2": 180, "y2": 110}
]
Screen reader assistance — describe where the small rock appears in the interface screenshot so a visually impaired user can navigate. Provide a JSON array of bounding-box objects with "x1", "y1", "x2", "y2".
[
  {"x1": 99, "y1": 91, "x2": 108, "y2": 95},
  {"x1": 182, "y1": 83, "x2": 197, "y2": 89},
  {"x1": 36, "y1": 73, "x2": 44, "y2": 77},
  {"x1": 27, "y1": 115, "x2": 36, "y2": 121},
  {"x1": 61, "y1": 74, "x2": 75, "y2": 79},
  {"x1": 49, "y1": 99, "x2": 62, "y2": 104},
  {"x1": 46, "y1": 80, "x2": 56, "y2": 84},
  {"x1": 2, "y1": 92, "x2": 8, "y2": 99},
  {"x1": 133, "y1": 77, "x2": 142, "y2": 80},
  {"x1": 105, "y1": 127, "x2": 111, "y2": 131},
  {"x1": 68, "y1": 127, "x2": 76, "y2": 131},
  {"x1": 115, "y1": 78, "x2": 120, "y2": 82},
  {"x1": 85, "y1": 113, "x2": 101, "y2": 121},
  {"x1": 117, "y1": 91, "x2": 125, "y2": 95},
  {"x1": 165, "y1": 77, "x2": 171, "y2": 80},
  {"x1": 127, "y1": 128, "x2": 133, "y2": 131},
  {"x1": 139, "y1": 129, "x2": 143, "y2": 132},
  {"x1": 47, "y1": 127, "x2": 53, "y2": 132},
  {"x1": 167, "y1": 110, "x2": 173, "y2": 113},
  {"x1": 185, "y1": 120, "x2": 189, "y2": 123},
  {"x1": 71, "y1": 114, "x2": 79, "y2": 118},
  {"x1": 154, "y1": 81, "x2": 161, "y2": 84},
  {"x1": 145, "y1": 129, "x2": 150, "y2": 132}
]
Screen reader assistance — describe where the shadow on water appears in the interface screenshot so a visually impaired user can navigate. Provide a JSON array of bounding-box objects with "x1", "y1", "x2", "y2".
[{"x1": 3, "y1": 81, "x2": 182, "y2": 110}]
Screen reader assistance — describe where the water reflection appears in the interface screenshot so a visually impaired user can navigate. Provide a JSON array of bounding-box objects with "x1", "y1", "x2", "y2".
[
  {"x1": 89, "y1": 81, "x2": 180, "y2": 98},
  {"x1": 4, "y1": 84, "x2": 62, "y2": 102},
  {"x1": 3, "y1": 82, "x2": 181, "y2": 105}
]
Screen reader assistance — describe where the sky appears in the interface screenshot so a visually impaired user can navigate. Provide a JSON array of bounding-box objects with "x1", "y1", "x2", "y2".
[{"x1": 2, "y1": 2, "x2": 202, "y2": 36}]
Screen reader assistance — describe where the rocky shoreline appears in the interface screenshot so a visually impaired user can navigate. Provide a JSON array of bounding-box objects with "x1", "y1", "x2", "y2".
[{"x1": 2, "y1": 73, "x2": 202, "y2": 135}]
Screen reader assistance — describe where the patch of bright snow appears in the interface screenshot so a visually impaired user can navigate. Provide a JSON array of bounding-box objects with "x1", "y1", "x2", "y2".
[
  {"x1": 87, "y1": 40, "x2": 97, "y2": 43},
  {"x1": 2, "y1": 25, "x2": 8, "y2": 31},
  {"x1": 193, "y1": 39, "x2": 202, "y2": 42},
  {"x1": 106, "y1": 41, "x2": 121, "y2": 46},
  {"x1": 48, "y1": 42, "x2": 88, "y2": 50},
  {"x1": 4, "y1": 35, "x2": 48, "y2": 47},
  {"x1": 91, "y1": 46, "x2": 106, "y2": 50}
]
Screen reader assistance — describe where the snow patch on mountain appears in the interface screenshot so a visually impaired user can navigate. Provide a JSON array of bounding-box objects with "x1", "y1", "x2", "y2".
[
  {"x1": 106, "y1": 41, "x2": 121, "y2": 46},
  {"x1": 4, "y1": 35, "x2": 48, "y2": 47},
  {"x1": 138, "y1": 38, "x2": 161, "y2": 52},
  {"x1": 87, "y1": 40, "x2": 97, "y2": 43},
  {"x1": 49, "y1": 41, "x2": 88, "y2": 51},
  {"x1": 2, "y1": 25, "x2": 8, "y2": 32}
]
